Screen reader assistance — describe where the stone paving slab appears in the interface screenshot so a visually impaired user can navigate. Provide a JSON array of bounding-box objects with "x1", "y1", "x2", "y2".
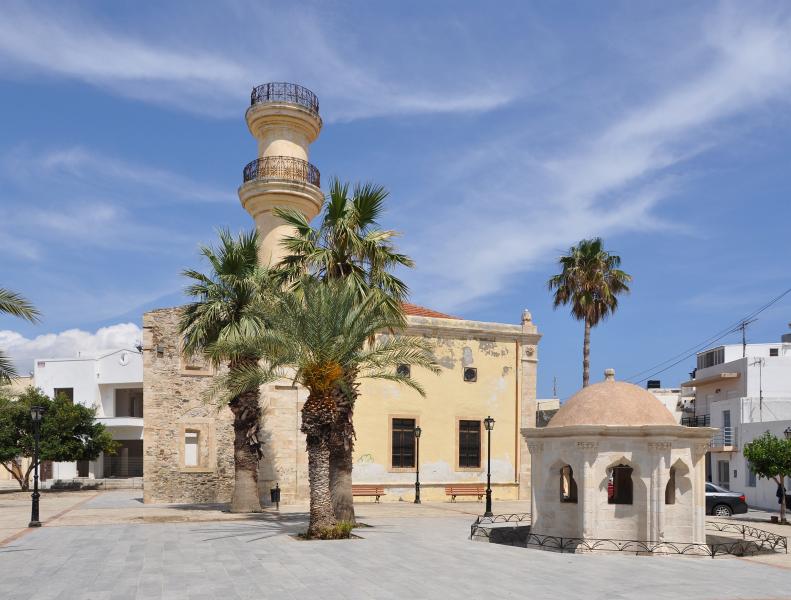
[
  {"x1": 1, "y1": 492, "x2": 790, "y2": 600},
  {"x1": 0, "y1": 490, "x2": 97, "y2": 543}
]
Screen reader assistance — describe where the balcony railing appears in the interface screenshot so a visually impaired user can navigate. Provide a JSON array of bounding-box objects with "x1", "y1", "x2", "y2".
[
  {"x1": 681, "y1": 414, "x2": 710, "y2": 427},
  {"x1": 242, "y1": 156, "x2": 320, "y2": 188},
  {"x1": 250, "y1": 82, "x2": 319, "y2": 116},
  {"x1": 710, "y1": 427, "x2": 737, "y2": 449}
]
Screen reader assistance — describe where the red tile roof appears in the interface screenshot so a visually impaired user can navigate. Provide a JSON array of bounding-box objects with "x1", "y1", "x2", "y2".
[{"x1": 401, "y1": 303, "x2": 458, "y2": 319}]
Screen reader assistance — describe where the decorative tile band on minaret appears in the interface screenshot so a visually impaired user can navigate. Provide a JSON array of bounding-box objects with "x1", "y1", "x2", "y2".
[{"x1": 238, "y1": 82, "x2": 324, "y2": 267}]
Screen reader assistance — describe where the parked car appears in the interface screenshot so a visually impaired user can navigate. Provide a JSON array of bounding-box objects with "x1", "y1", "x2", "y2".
[{"x1": 705, "y1": 482, "x2": 748, "y2": 517}]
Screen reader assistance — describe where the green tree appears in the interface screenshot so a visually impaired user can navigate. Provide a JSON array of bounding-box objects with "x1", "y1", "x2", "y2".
[
  {"x1": 743, "y1": 431, "x2": 791, "y2": 524},
  {"x1": 0, "y1": 387, "x2": 117, "y2": 490},
  {"x1": 209, "y1": 278, "x2": 438, "y2": 537},
  {"x1": 180, "y1": 228, "x2": 273, "y2": 513},
  {"x1": 547, "y1": 238, "x2": 632, "y2": 387},
  {"x1": 274, "y1": 178, "x2": 414, "y2": 523},
  {"x1": 0, "y1": 288, "x2": 40, "y2": 382}
]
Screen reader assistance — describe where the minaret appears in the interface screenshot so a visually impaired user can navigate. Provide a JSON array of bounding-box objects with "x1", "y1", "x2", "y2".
[{"x1": 238, "y1": 82, "x2": 324, "y2": 266}]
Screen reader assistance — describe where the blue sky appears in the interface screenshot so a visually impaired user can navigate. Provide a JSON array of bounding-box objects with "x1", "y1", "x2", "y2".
[{"x1": 1, "y1": 0, "x2": 789, "y2": 398}]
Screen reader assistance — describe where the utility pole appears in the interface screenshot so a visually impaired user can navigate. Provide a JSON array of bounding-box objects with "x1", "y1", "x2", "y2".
[
  {"x1": 751, "y1": 358, "x2": 764, "y2": 422},
  {"x1": 553, "y1": 376, "x2": 558, "y2": 398},
  {"x1": 737, "y1": 318, "x2": 758, "y2": 358}
]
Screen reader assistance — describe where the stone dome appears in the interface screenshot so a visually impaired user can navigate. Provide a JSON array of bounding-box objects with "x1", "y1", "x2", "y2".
[{"x1": 547, "y1": 369, "x2": 677, "y2": 428}]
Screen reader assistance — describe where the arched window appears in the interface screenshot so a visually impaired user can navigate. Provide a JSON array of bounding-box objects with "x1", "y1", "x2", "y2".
[
  {"x1": 665, "y1": 467, "x2": 676, "y2": 505},
  {"x1": 560, "y1": 465, "x2": 578, "y2": 503},
  {"x1": 608, "y1": 464, "x2": 633, "y2": 505}
]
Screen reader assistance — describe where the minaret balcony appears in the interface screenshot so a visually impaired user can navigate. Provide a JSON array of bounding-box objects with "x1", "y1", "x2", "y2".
[
  {"x1": 250, "y1": 82, "x2": 320, "y2": 117},
  {"x1": 242, "y1": 156, "x2": 321, "y2": 189}
]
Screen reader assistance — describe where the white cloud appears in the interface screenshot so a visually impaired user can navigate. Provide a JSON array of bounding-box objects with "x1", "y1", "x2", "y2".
[
  {"x1": 0, "y1": 323, "x2": 142, "y2": 374},
  {"x1": 38, "y1": 147, "x2": 232, "y2": 204},
  {"x1": 0, "y1": 4, "x2": 517, "y2": 121},
  {"x1": 405, "y1": 7, "x2": 791, "y2": 311}
]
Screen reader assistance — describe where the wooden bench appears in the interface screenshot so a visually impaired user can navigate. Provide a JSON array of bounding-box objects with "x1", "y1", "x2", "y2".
[
  {"x1": 352, "y1": 485, "x2": 386, "y2": 503},
  {"x1": 445, "y1": 484, "x2": 485, "y2": 502}
]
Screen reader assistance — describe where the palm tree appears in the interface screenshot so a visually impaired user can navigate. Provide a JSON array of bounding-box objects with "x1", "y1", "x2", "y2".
[
  {"x1": 274, "y1": 177, "x2": 413, "y2": 316},
  {"x1": 547, "y1": 238, "x2": 631, "y2": 387},
  {"x1": 0, "y1": 288, "x2": 40, "y2": 383},
  {"x1": 209, "y1": 278, "x2": 438, "y2": 537},
  {"x1": 273, "y1": 178, "x2": 414, "y2": 522},
  {"x1": 180, "y1": 229, "x2": 272, "y2": 513}
]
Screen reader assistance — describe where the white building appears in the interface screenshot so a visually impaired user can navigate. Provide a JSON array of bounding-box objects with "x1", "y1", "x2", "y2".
[
  {"x1": 682, "y1": 325, "x2": 791, "y2": 510},
  {"x1": 33, "y1": 349, "x2": 143, "y2": 481},
  {"x1": 648, "y1": 385, "x2": 695, "y2": 424}
]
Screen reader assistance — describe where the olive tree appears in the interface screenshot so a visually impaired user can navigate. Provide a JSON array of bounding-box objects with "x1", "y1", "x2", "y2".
[{"x1": 0, "y1": 387, "x2": 117, "y2": 490}]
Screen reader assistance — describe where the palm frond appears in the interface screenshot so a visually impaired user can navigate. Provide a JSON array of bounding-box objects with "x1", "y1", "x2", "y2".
[{"x1": 0, "y1": 288, "x2": 40, "y2": 323}]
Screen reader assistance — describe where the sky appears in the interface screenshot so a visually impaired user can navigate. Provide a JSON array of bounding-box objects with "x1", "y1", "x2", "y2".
[{"x1": 0, "y1": 0, "x2": 790, "y2": 398}]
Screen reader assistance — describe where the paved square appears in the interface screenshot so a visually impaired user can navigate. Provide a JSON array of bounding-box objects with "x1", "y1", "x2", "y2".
[{"x1": 0, "y1": 491, "x2": 789, "y2": 600}]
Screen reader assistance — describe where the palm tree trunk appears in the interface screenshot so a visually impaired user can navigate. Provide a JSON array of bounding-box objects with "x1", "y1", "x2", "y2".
[
  {"x1": 228, "y1": 388, "x2": 263, "y2": 513},
  {"x1": 307, "y1": 435, "x2": 336, "y2": 536},
  {"x1": 330, "y1": 444, "x2": 355, "y2": 523},
  {"x1": 329, "y1": 373, "x2": 357, "y2": 524},
  {"x1": 582, "y1": 318, "x2": 591, "y2": 387}
]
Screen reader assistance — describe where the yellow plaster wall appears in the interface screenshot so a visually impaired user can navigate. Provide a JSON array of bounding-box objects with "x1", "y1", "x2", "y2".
[{"x1": 352, "y1": 332, "x2": 521, "y2": 501}]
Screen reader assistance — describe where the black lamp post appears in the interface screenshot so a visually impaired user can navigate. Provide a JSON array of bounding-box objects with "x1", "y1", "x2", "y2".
[
  {"x1": 483, "y1": 415, "x2": 495, "y2": 517},
  {"x1": 29, "y1": 405, "x2": 45, "y2": 528},
  {"x1": 414, "y1": 425, "x2": 422, "y2": 504},
  {"x1": 784, "y1": 427, "x2": 791, "y2": 440}
]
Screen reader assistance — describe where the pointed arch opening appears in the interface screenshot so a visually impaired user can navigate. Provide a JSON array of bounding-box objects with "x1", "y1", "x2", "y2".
[
  {"x1": 560, "y1": 465, "x2": 578, "y2": 503},
  {"x1": 607, "y1": 464, "x2": 633, "y2": 505},
  {"x1": 666, "y1": 459, "x2": 691, "y2": 505}
]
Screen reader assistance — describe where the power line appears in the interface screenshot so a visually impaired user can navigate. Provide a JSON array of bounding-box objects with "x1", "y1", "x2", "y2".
[{"x1": 623, "y1": 286, "x2": 791, "y2": 385}]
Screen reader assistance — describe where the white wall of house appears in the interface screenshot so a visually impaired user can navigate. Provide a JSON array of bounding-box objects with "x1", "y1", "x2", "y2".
[
  {"x1": 686, "y1": 329, "x2": 791, "y2": 507},
  {"x1": 649, "y1": 388, "x2": 689, "y2": 424},
  {"x1": 738, "y1": 420, "x2": 791, "y2": 511},
  {"x1": 33, "y1": 349, "x2": 143, "y2": 480}
]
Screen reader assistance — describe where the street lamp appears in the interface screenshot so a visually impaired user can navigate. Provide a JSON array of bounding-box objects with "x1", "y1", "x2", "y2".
[
  {"x1": 413, "y1": 425, "x2": 422, "y2": 504},
  {"x1": 784, "y1": 427, "x2": 791, "y2": 440},
  {"x1": 483, "y1": 415, "x2": 495, "y2": 517},
  {"x1": 29, "y1": 405, "x2": 45, "y2": 528}
]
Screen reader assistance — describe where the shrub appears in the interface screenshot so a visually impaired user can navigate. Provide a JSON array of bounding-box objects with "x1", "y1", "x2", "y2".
[{"x1": 310, "y1": 520, "x2": 354, "y2": 540}]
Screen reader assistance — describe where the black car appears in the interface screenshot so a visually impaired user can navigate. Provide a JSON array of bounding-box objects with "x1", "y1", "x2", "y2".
[{"x1": 705, "y1": 482, "x2": 748, "y2": 517}]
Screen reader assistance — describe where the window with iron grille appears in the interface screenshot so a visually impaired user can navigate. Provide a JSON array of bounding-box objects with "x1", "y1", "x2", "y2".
[
  {"x1": 458, "y1": 420, "x2": 481, "y2": 468},
  {"x1": 391, "y1": 418, "x2": 416, "y2": 469}
]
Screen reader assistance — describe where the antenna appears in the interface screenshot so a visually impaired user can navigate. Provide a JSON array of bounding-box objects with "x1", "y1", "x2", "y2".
[{"x1": 736, "y1": 318, "x2": 758, "y2": 357}]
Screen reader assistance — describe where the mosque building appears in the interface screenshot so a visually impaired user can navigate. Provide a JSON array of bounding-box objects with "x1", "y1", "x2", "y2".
[{"x1": 142, "y1": 83, "x2": 542, "y2": 504}]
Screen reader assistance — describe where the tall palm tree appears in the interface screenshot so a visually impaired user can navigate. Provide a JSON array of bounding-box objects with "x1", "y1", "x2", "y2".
[
  {"x1": 209, "y1": 278, "x2": 438, "y2": 537},
  {"x1": 180, "y1": 229, "x2": 272, "y2": 513},
  {"x1": 273, "y1": 178, "x2": 414, "y2": 522},
  {"x1": 547, "y1": 238, "x2": 631, "y2": 387},
  {"x1": 0, "y1": 288, "x2": 40, "y2": 383},
  {"x1": 274, "y1": 177, "x2": 413, "y2": 316}
]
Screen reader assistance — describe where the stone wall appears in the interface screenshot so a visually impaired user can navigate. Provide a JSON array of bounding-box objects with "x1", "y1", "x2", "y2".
[
  {"x1": 142, "y1": 307, "x2": 235, "y2": 504},
  {"x1": 143, "y1": 307, "x2": 541, "y2": 505}
]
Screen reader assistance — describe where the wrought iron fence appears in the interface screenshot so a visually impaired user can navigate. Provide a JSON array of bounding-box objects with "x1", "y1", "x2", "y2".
[
  {"x1": 470, "y1": 514, "x2": 787, "y2": 558},
  {"x1": 250, "y1": 82, "x2": 320, "y2": 115},
  {"x1": 681, "y1": 414, "x2": 710, "y2": 427},
  {"x1": 242, "y1": 156, "x2": 321, "y2": 188}
]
